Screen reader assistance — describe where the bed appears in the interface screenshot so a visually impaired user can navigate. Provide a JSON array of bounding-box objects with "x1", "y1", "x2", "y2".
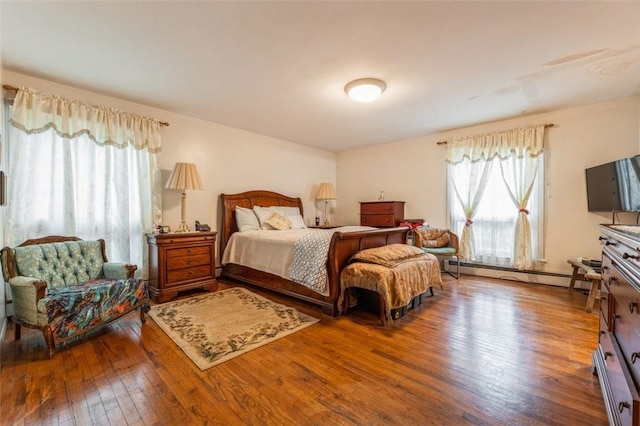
[{"x1": 219, "y1": 190, "x2": 408, "y2": 316}]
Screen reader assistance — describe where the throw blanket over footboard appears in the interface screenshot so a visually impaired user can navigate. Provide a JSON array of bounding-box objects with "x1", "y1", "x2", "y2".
[{"x1": 339, "y1": 244, "x2": 442, "y2": 322}]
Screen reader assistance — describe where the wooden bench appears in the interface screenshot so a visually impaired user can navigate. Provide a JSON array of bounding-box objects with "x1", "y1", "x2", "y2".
[{"x1": 567, "y1": 259, "x2": 602, "y2": 313}]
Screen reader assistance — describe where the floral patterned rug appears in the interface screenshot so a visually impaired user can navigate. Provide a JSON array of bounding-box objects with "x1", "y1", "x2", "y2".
[{"x1": 148, "y1": 287, "x2": 319, "y2": 370}]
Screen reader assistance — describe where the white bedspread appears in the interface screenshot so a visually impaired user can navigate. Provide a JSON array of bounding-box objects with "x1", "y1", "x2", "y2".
[
  {"x1": 221, "y1": 227, "x2": 373, "y2": 295},
  {"x1": 222, "y1": 229, "x2": 314, "y2": 285}
]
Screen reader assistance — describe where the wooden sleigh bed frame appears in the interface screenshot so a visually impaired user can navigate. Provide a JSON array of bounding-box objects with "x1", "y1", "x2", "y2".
[{"x1": 219, "y1": 190, "x2": 408, "y2": 316}]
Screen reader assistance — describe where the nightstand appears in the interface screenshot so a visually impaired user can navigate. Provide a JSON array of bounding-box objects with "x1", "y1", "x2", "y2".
[{"x1": 147, "y1": 231, "x2": 218, "y2": 303}]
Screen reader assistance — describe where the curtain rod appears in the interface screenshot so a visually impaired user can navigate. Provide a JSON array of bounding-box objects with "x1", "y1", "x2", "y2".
[
  {"x1": 2, "y1": 84, "x2": 170, "y2": 127},
  {"x1": 436, "y1": 123, "x2": 555, "y2": 145}
]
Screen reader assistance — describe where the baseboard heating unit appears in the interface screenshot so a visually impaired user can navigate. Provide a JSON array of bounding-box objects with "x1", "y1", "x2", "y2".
[{"x1": 444, "y1": 260, "x2": 584, "y2": 289}]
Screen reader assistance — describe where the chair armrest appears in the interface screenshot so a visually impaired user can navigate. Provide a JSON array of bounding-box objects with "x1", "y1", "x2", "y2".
[
  {"x1": 9, "y1": 276, "x2": 48, "y2": 325},
  {"x1": 103, "y1": 262, "x2": 138, "y2": 280},
  {"x1": 446, "y1": 230, "x2": 460, "y2": 254},
  {"x1": 414, "y1": 229, "x2": 424, "y2": 248}
]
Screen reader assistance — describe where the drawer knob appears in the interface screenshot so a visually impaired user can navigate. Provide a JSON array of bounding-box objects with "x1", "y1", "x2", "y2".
[
  {"x1": 630, "y1": 301, "x2": 638, "y2": 314},
  {"x1": 187, "y1": 249, "x2": 193, "y2": 254},
  {"x1": 608, "y1": 277, "x2": 617, "y2": 285},
  {"x1": 187, "y1": 259, "x2": 193, "y2": 265},
  {"x1": 605, "y1": 241, "x2": 617, "y2": 246},
  {"x1": 602, "y1": 265, "x2": 609, "y2": 270},
  {"x1": 632, "y1": 352, "x2": 640, "y2": 364},
  {"x1": 623, "y1": 252, "x2": 638, "y2": 260},
  {"x1": 599, "y1": 236, "x2": 606, "y2": 241},
  {"x1": 600, "y1": 330, "x2": 606, "y2": 335},
  {"x1": 618, "y1": 401, "x2": 630, "y2": 413},
  {"x1": 604, "y1": 351, "x2": 613, "y2": 360}
]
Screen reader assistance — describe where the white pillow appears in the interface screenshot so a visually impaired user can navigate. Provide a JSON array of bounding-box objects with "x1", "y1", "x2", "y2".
[
  {"x1": 288, "y1": 214, "x2": 307, "y2": 229},
  {"x1": 235, "y1": 206, "x2": 260, "y2": 232},
  {"x1": 268, "y1": 206, "x2": 301, "y2": 217},
  {"x1": 253, "y1": 206, "x2": 276, "y2": 230},
  {"x1": 264, "y1": 212, "x2": 292, "y2": 230}
]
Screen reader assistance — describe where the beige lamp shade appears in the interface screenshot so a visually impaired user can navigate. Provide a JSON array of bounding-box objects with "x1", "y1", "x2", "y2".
[
  {"x1": 166, "y1": 162, "x2": 203, "y2": 190},
  {"x1": 166, "y1": 163, "x2": 203, "y2": 232},
  {"x1": 315, "y1": 182, "x2": 337, "y2": 200}
]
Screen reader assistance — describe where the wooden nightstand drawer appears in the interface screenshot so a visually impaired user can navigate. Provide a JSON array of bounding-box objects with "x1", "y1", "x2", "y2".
[
  {"x1": 167, "y1": 254, "x2": 211, "y2": 270},
  {"x1": 166, "y1": 246, "x2": 210, "y2": 258},
  {"x1": 361, "y1": 215, "x2": 395, "y2": 227},
  {"x1": 167, "y1": 265, "x2": 212, "y2": 284}
]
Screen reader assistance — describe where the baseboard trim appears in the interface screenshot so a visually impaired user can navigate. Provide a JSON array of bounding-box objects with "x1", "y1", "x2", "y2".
[{"x1": 444, "y1": 260, "x2": 584, "y2": 289}]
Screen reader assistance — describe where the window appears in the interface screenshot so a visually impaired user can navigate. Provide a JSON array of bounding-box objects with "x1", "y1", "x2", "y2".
[
  {"x1": 448, "y1": 154, "x2": 544, "y2": 268},
  {"x1": 5, "y1": 88, "x2": 162, "y2": 276},
  {"x1": 446, "y1": 125, "x2": 547, "y2": 270}
]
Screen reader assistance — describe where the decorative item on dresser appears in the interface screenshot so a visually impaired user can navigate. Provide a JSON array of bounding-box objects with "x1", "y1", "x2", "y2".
[
  {"x1": 360, "y1": 201, "x2": 405, "y2": 227},
  {"x1": 147, "y1": 231, "x2": 218, "y2": 303},
  {"x1": 594, "y1": 224, "x2": 640, "y2": 425}
]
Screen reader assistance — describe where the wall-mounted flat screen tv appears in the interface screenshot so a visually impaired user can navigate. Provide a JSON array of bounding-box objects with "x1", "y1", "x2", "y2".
[{"x1": 585, "y1": 155, "x2": 640, "y2": 212}]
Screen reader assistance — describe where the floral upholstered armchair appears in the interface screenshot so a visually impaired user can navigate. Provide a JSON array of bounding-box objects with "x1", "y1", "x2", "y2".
[
  {"x1": 413, "y1": 228, "x2": 460, "y2": 278},
  {"x1": 1, "y1": 236, "x2": 149, "y2": 357}
]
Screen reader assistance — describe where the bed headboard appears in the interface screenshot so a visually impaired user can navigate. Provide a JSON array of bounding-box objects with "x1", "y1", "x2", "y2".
[{"x1": 219, "y1": 190, "x2": 304, "y2": 255}]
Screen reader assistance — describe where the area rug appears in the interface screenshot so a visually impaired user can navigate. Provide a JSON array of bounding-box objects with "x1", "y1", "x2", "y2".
[{"x1": 148, "y1": 287, "x2": 319, "y2": 370}]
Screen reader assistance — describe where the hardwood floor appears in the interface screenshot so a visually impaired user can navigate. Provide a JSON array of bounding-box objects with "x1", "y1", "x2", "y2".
[{"x1": 1, "y1": 275, "x2": 607, "y2": 425}]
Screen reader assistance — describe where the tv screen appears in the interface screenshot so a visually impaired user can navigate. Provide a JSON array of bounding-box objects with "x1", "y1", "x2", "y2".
[{"x1": 585, "y1": 155, "x2": 640, "y2": 212}]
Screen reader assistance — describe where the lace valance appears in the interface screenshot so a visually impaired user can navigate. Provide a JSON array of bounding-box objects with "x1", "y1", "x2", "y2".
[
  {"x1": 446, "y1": 124, "x2": 546, "y2": 164},
  {"x1": 9, "y1": 87, "x2": 162, "y2": 153}
]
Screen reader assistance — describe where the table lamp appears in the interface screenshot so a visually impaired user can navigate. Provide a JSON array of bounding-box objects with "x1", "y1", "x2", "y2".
[
  {"x1": 166, "y1": 162, "x2": 203, "y2": 232},
  {"x1": 315, "y1": 182, "x2": 337, "y2": 226}
]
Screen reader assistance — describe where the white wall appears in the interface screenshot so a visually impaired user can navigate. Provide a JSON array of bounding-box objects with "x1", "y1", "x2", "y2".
[
  {"x1": 337, "y1": 96, "x2": 640, "y2": 275},
  {"x1": 3, "y1": 71, "x2": 336, "y2": 262}
]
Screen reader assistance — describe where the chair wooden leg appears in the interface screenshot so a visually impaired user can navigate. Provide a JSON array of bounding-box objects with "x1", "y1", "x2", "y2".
[
  {"x1": 585, "y1": 279, "x2": 601, "y2": 313},
  {"x1": 569, "y1": 266, "x2": 579, "y2": 292},
  {"x1": 43, "y1": 327, "x2": 55, "y2": 358}
]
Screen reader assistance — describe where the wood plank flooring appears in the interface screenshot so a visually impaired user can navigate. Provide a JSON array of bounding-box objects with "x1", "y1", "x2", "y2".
[{"x1": 1, "y1": 275, "x2": 607, "y2": 425}]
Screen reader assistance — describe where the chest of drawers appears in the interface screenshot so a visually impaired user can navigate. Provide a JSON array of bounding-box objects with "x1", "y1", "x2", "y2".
[
  {"x1": 594, "y1": 224, "x2": 640, "y2": 425},
  {"x1": 360, "y1": 201, "x2": 405, "y2": 227},
  {"x1": 147, "y1": 231, "x2": 218, "y2": 303}
]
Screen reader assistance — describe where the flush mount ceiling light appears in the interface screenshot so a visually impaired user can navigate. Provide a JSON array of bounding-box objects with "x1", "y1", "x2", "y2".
[{"x1": 344, "y1": 78, "x2": 386, "y2": 103}]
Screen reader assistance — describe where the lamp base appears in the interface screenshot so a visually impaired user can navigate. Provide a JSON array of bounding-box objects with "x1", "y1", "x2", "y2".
[{"x1": 175, "y1": 221, "x2": 190, "y2": 233}]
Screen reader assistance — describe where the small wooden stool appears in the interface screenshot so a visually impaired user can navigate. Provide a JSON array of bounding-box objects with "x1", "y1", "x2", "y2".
[{"x1": 567, "y1": 259, "x2": 602, "y2": 313}]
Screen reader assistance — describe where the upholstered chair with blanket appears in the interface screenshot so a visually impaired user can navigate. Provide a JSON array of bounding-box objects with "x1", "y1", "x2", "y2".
[
  {"x1": 1, "y1": 236, "x2": 150, "y2": 357},
  {"x1": 413, "y1": 228, "x2": 460, "y2": 278}
]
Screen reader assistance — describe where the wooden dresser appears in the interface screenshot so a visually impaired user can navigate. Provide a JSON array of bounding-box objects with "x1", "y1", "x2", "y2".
[
  {"x1": 360, "y1": 201, "x2": 405, "y2": 227},
  {"x1": 147, "y1": 231, "x2": 218, "y2": 303},
  {"x1": 595, "y1": 224, "x2": 640, "y2": 425}
]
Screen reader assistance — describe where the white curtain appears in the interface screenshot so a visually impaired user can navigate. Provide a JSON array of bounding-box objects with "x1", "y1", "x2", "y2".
[
  {"x1": 448, "y1": 159, "x2": 493, "y2": 261},
  {"x1": 499, "y1": 154, "x2": 541, "y2": 270},
  {"x1": 447, "y1": 125, "x2": 546, "y2": 269},
  {"x1": 7, "y1": 87, "x2": 162, "y2": 277}
]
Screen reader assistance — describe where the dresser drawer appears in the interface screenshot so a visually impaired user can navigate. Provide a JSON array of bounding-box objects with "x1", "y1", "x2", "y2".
[
  {"x1": 166, "y1": 254, "x2": 211, "y2": 270},
  {"x1": 361, "y1": 202, "x2": 398, "y2": 215},
  {"x1": 167, "y1": 265, "x2": 212, "y2": 284},
  {"x1": 602, "y1": 281, "x2": 611, "y2": 328},
  {"x1": 166, "y1": 245, "x2": 210, "y2": 258},
  {"x1": 361, "y1": 215, "x2": 395, "y2": 227},
  {"x1": 599, "y1": 332, "x2": 640, "y2": 426}
]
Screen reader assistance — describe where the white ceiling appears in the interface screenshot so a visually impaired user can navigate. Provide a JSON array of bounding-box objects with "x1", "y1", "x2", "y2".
[{"x1": 2, "y1": 1, "x2": 640, "y2": 152}]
